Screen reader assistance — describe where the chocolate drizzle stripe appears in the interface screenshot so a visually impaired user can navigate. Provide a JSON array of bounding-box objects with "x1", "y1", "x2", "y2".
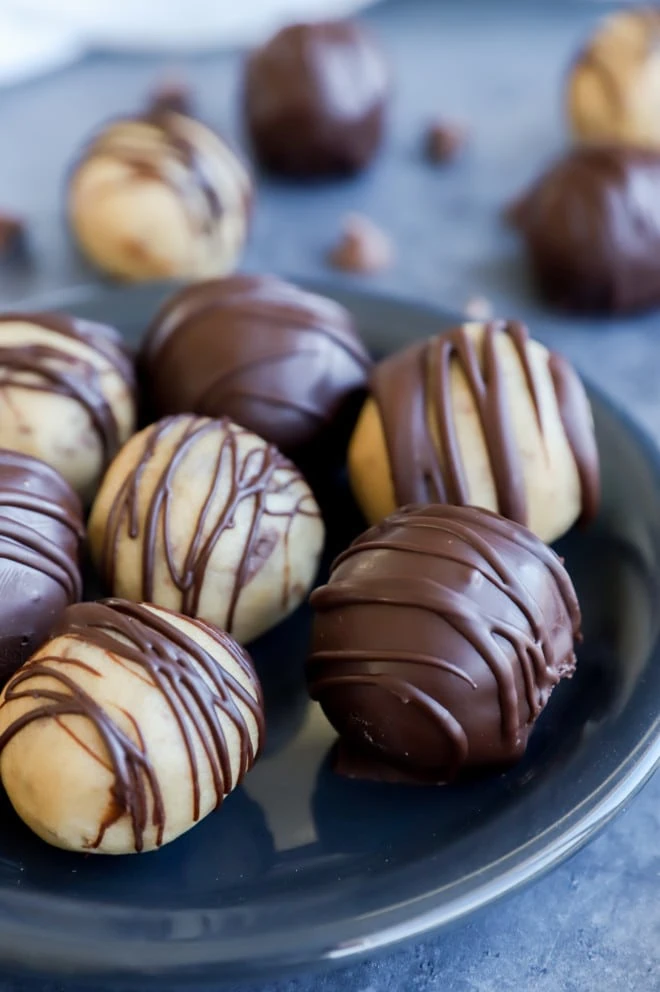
[
  {"x1": 308, "y1": 649, "x2": 478, "y2": 688},
  {"x1": 548, "y1": 353, "x2": 600, "y2": 525}
]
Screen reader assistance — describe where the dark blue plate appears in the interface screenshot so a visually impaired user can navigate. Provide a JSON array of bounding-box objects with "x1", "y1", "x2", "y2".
[{"x1": 0, "y1": 282, "x2": 659, "y2": 987}]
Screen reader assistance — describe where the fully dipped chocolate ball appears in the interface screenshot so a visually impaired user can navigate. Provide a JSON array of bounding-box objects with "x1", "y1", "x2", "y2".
[
  {"x1": 348, "y1": 320, "x2": 599, "y2": 544},
  {"x1": 308, "y1": 504, "x2": 581, "y2": 783},
  {"x1": 140, "y1": 275, "x2": 372, "y2": 458},
  {"x1": 508, "y1": 145, "x2": 660, "y2": 314},
  {"x1": 243, "y1": 20, "x2": 389, "y2": 178}
]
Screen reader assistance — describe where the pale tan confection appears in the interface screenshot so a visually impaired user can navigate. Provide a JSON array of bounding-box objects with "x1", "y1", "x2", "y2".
[
  {"x1": 567, "y1": 6, "x2": 660, "y2": 148},
  {"x1": 68, "y1": 113, "x2": 251, "y2": 282},
  {"x1": 348, "y1": 321, "x2": 600, "y2": 544},
  {"x1": 88, "y1": 414, "x2": 325, "y2": 644},
  {"x1": 328, "y1": 213, "x2": 393, "y2": 274},
  {"x1": 0, "y1": 600, "x2": 265, "y2": 854},
  {"x1": 0, "y1": 312, "x2": 136, "y2": 504}
]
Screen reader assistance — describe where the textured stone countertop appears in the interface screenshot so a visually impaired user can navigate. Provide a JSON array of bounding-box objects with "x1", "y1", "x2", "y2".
[{"x1": 0, "y1": 1, "x2": 657, "y2": 990}]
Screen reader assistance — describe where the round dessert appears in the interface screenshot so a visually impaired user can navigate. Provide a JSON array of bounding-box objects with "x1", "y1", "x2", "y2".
[
  {"x1": 308, "y1": 504, "x2": 582, "y2": 783},
  {"x1": 68, "y1": 111, "x2": 251, "y2": 282},
  {"x1": 0, "y1": 312, "x2": 136, "y2": 503},
  {"x1": 567, "y1": 7, "x2": 660, "y2": 149},
  {"x1": 508, "y1": 145, "x2": 660, "y2": 313},
  {"x1": 0, "y1": 450, "x2": 83, "y2": 684},
  {"x1": 0, "y1": 599, "x2": 264, "y2": 853},
  {"x1": 140, "y1": 274, "x2": 372, "y2": 458},
  {"x1": 243, "y1": 20, "x2": 389, "y2": 178},
  {"x1": 348, "y1": 320, "x2": 599, "y2": 544},
  {"x1": 88, "y1": 414, "x2": 325, "y2": 644}
]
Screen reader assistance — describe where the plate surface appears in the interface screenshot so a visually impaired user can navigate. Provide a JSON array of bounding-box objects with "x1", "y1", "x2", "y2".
[{"x1": 0, "y1": 282, "x2": 659, "y2": 985}]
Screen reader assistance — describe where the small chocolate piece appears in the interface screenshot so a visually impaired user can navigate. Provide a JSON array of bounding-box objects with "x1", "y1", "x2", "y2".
[
  {"x1": 308, "y1": 504, "x2": 581, "y2": 783},
  {"x1": 0, "y1": 449, "x2": 83, "y2": 684},
  {"x1": 509, "y1": 145, "x2": 660, "y2": 313},
  {"x1": 0, "y1": 213, "x2": 26, "y2": 260},
  {"x1": 243, "y1": 20, "x2": 390, "y2": 178},
  {"x1": 328, "y1": 214, "x2": 393, "y2": 274},
  {"x1": 425, "y1": 121, "x2": 468, "y2": 163},
  {"x1": 140, "y1": 274, "x2": 372, "y2": 457},
  {"x1": 147, "y1": 77, "x2": 193, "y2": 118}
]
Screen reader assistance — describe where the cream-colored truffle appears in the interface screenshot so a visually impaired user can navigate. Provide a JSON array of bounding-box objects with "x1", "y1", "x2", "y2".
[
  {"x1": 88, "y1": 414, "x2": 324, "y2": 643},
  {"x1": 567, "y1": 7, "x2": 660, "y2": 148},
  {"x1": 68, "y1": 113, "x2": 251, "y2": 282},
  {"x1": 348, "y1": 321, "x2": 599, "y2": 544},
  {"x1": 0, "y1": 599, "x2": 264, "y2": 854},
  {"x1": 0, "y1": 312, "x2": 136, "y2": 504}
]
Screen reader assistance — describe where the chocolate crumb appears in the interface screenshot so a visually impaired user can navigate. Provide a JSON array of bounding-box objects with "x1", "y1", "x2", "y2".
[
  {"x1": 0, "y1": 212, "x2": 27, "y2": 261},
  {"x1": 147, "y1": 78, "x2": 192, "y2": 118},
  {"x1": 328, "y1": 213, "x2": 393, "y2": 274},
  {"x1": 425, "y1": 121, "x2": 468, "y2": 164},
  {"x1": 464, "y1": 296, "x2": 493, "y2": 320}
]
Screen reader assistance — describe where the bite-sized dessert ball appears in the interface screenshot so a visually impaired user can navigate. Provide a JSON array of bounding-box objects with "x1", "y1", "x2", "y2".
[
  {"x1": 348, "y1": 320, "x2": 599, "y2": 544},
  {"x1": 88, "y1": 414, "x2": 324, "y2": 644},
  {"x1": 567, "y1": 6, "x2": 660, "y2": 149},
  {"x1": 0, "y1": 312, "x2": 136, "y2": 503},
  {"x1": 0, "y1": 599, "x2": 264, "y2": 853},
  {"x1": 243, "y1": 20, "x2": 389, "y2": 178},
  {"x1": 308, "y1": 504, "x2": 581, "y2": 783},
  {"x1": 68, "y1": 111, "x2": 251, "y2": 282},
  {"x1": 0, "y1": 450, "x2": 83, "y2": 684},
  {"x1": 507, "y1": 145, "x2": 660, "y2": 314},
  {"x1": 140, "y1": 274, "x2": 371, "y2": 459}
]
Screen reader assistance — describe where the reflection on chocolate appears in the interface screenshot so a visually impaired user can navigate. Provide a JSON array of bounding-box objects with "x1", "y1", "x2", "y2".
[
  {"x1": 140, "y1": 275, "x2": 372, "y2": 458},
  {"x1": 243, "y1": 20, "x2": 389, "y2": 177},
  {"x1": 308, "y1": 504, "x2": 581, "y2": 783},
  {"x1": 509, "y1": 145, "x2": 660, "y2": 313}
]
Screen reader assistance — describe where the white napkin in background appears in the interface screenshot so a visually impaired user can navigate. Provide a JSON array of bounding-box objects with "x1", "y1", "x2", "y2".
[{"x1": 0, "y1": 0, "x2": 375, "y2": 86}]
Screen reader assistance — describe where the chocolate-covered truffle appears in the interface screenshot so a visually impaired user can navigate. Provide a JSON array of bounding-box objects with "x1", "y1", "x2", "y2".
[
  {"x1": 140, "y1": 275, "x2": 372, "y2": 457},
  {"x1": 243, "y1": 20, "x2": 389, "y2": 178},
  {"x1": 567, "y1": 7, "x2": 660, "y2": 150},
  {"x1": 509, "y1": 145, "x2": 660, "y2": 313},
  {"x1": 0, "y1": 312, "x2": 136, "y2": 503},
  {"x1": 0, "y1": 599, "x2": 264, "y2": 853},
  {"x1": 68, "y1": 112, "x2": 251, "y2": 282},
  {"x1": 308, "y1": 504, "x2": 581, "y2": 783},
  {"x1": 349, "y1": 320, "x2": 599, "y2": 543},
  {"x1": 0, "y1": 450, "x2": 83, "y2": 684},
  {"x1": 88, "y1": 414, "x2": 324, "y2": 644}
]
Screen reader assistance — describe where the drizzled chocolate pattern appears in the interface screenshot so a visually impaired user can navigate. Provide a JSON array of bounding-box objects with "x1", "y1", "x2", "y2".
[
  {"x1": 371, "y1": 321, "x2": 599, "y2": 527},
  {"x1": 96, "y1": 415, "x2": 321, "y2": 633},
  {"x1": 0, "y1": 599, "x2": 264, "y2": 852},
  {"x1": 308, "y1": 504, "x2": 581, "y2": 782},
  {"x1": 0, "y1": 312, "x2": 135, "y2": 466}
]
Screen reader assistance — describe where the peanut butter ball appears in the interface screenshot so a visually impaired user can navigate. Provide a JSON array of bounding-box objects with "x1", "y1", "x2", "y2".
[
  {"x1": 68, "y1": 112, "x2": 251, "y2": 282},
  {"x1": 0, "y1": 599, "x2": 264, "y2": 854},
  {"x1": 348, "y1": 321, "x2": 599, "y2": 543},
  {"x1": 88, "y1": 415, "x2": 324, "y2": 644}
]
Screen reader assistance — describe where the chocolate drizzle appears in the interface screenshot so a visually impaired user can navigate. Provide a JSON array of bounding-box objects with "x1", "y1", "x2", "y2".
[
  {"x1": 0, "y1": 599, "x2": 264, "y2": 852},
  {"x1": 371, "y1": 321, "x2": 599, "y2": 528},
  {"x1": 98, "y1": 415, "x2": 320, "y2": 633},
  {"x1": 308, "y1": 504, "x2": 581, "y2": 782}
]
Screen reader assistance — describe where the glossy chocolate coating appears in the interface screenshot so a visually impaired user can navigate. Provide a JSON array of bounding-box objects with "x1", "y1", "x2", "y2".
[
  {"x1": 308, "y1": 504, "x2": 581, "y2": 783},
  {"x1": 243, "y1": 20, "x2": 389, "y2": 177},
  {"x1": 140, "y1": 275, "x2": 372, "y2": 457},
  {"x1": 509, "y1": 145, "x2": 660, "y2": 313},
  {"x1": 0, "y1": 450, "x2": 83, "y2": 683}
]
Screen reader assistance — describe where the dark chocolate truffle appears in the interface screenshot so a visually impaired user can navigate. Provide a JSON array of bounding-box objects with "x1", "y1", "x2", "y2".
[
  {"x1": 243, "y1": 20, "x2": 389, "y2": 178},
  {"x1": 0, "y1": 450, "x2": 83, "y2": 683},
  {"x1": 140, "y1": 274, "x2": 372, "y2": 457},
  {"x1": 509, "y1": 144, "x2": 660, "y2": 313},
  {"x1": 308, "y1": 504, "x2": 581, "y2": 783}
]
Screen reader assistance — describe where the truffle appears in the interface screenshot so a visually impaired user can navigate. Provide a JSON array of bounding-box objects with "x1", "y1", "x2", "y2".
[
  {"x1": 348, "y1": 320, "x2": 599, "y2": 543},
  {"x1": 567, "y1": 6, "x2": 660, "y2": 149},
  {"x1": 0, "y1": 599, "x2": 264, "y2": 853},
  {"x1": 0, "y1": 450, "x2": 83, "y2": 684},
  {"x1": 243, "y1": 20, "x2": 389, "y2": 178},
  {"x1": 0, "y1": 312, "x2": 136, "y2": 503},
  {"x1": 68, "y1": 113, "x2": 251, "y2": 282},
  {"x1": 308, "y1": 504, "x2": 581, "y2": 783},
  {"x1": 140, "y1": 274, "x2": 372, "y2": 458},
  {"x1": 88, "y1": 414, "x2": 324, "y2": 644},
  {"x1": 509, "y1": 145, "x2": 660, "y2": 313}
]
